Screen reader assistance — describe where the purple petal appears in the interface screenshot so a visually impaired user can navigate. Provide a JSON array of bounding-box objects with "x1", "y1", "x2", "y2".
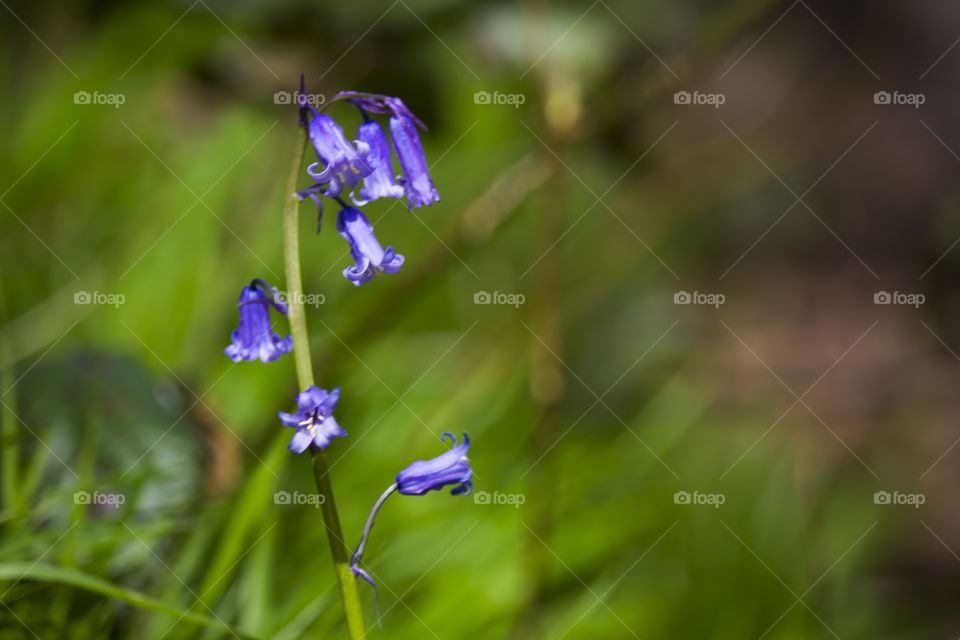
[
  {"x1": 299, "y1": 386, "x2": 329, "y2": 414},
  {"x1": 389, "y1": 115, "x2": 440, "y2": 210},
  {"x1": 320, "y1": 387, "x2": 341, "y2": 414},
  {"x1": 288, "y1": 429, "x2": 313, "y2": 454},
  {"x1": 278, "y1": 411, "x2": 302, "y2": 429},
  {"x1": 353, "y1": 121, "x2": 404, "y2": 205}
]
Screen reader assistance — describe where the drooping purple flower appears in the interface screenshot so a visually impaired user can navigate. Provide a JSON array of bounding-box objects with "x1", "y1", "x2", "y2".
[
  {"x1": 278, "y1": 386, "x2": 347, "y2": 453},
  {"x1": 348, "y1": 432, "x2": 474, "y2": 622},
  {"x1": 351, "y1": 120, "x2": 404, "y2": 205},
  {"x1": 388, "y1": 114, "x2": 440, "y2": 210},
  {"x1": 306, "y1": 111, "x2": 375, "y2": 198},
  {"x1": 396, "y1": 432, "x2": 472, "y2": 495},
  {"x1": 224, "y1": 279, "x2": 292, "y2": 363},
  {"x1": 336, "y1": 205, "x2": 404, "y2": 285}
]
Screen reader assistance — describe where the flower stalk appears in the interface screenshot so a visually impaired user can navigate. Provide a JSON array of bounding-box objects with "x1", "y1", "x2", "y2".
[
  {"x1": 283, "y1": 121, "x2": 367, "y2": 639},
  {"x1": 351, "y1": 483, "x2": 397, "y2": 572}
]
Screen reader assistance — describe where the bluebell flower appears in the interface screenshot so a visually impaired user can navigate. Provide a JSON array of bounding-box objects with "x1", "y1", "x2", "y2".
[
  {"x1": 306, "y1": 110, "x2": 375, "y2": 198},
  {"x1": 351, "y1": 120, "x2": 404, "y2": 205},
  {"x1": 388, "y1": 113, "x2": 440, "y2": 210},
  {"x1": 349, "y1": 431, "x2": 473, "y2": 622},
  {"x1": 278, "y1": 386, "x2": 347, "y2": 453},
  {"x1": 396, "y1": 432, "x2": 472, "y2": 495},
  {"x1": 224, "y1": 279, "x2": 293, "y2": 363},
  {"x1": 337, "y1": 205, "x2": 404, "y2": 285}
]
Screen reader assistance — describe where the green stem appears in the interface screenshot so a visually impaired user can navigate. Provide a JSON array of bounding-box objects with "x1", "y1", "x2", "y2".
[
  {"x1": 282, "y1": 123, "x2": 367, "y2": 639},
  {"x1": 282, "y1": 126, "x2": 316, "y2": 391}
]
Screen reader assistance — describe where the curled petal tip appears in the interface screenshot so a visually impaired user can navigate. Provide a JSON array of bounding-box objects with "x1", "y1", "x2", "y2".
[
  {"x1": 337, "y1": 206, "x2": 403, "y2": 285},
  {"x1": 351, "y1": 566, "x2": 382, "y2": 628}
]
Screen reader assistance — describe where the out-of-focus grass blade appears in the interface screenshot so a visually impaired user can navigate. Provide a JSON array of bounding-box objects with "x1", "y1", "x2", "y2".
[
  {"x1": 0, "y1": 562, "x2": 258, "y2": 639},
  {"x1": 269, "y1": 593, "x2": 333, "y2": 640},
  {"x1": 141, "y1": 507, "x2": 227, "y2": 640},
  {"x1": 195, "y1": 436, "x2": 287, "y2": 609}
]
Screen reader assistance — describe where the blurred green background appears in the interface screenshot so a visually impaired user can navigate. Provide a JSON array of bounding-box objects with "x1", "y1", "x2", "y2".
[{"x1": 3, "y1": 0, "x2": 960, "y2": 637}]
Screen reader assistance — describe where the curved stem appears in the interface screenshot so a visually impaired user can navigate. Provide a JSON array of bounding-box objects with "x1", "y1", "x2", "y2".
[
  {"x1": 349, "y1": 482, "x2": 396, "y2": 630},
  {"x1": 351, "y1": 483, "x2": 397, "y2": 567},
  {"x1": 317, "y1": 92, "x2": 388, "y2": 114},
  {"x1": 283, "y1": 122, "x2": 367, "y2": 639}
]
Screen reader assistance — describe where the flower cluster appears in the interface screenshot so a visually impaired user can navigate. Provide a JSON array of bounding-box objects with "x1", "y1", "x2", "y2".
[
  {"x1": 221, "y1": 84, "x2": 469, "y2": 630},
  {"x1": 223, "y1": 88, "x2": 446, "y2": 453},
  {"x1": 295, "y1": 91, "x2": 439, "y2": 286}
]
